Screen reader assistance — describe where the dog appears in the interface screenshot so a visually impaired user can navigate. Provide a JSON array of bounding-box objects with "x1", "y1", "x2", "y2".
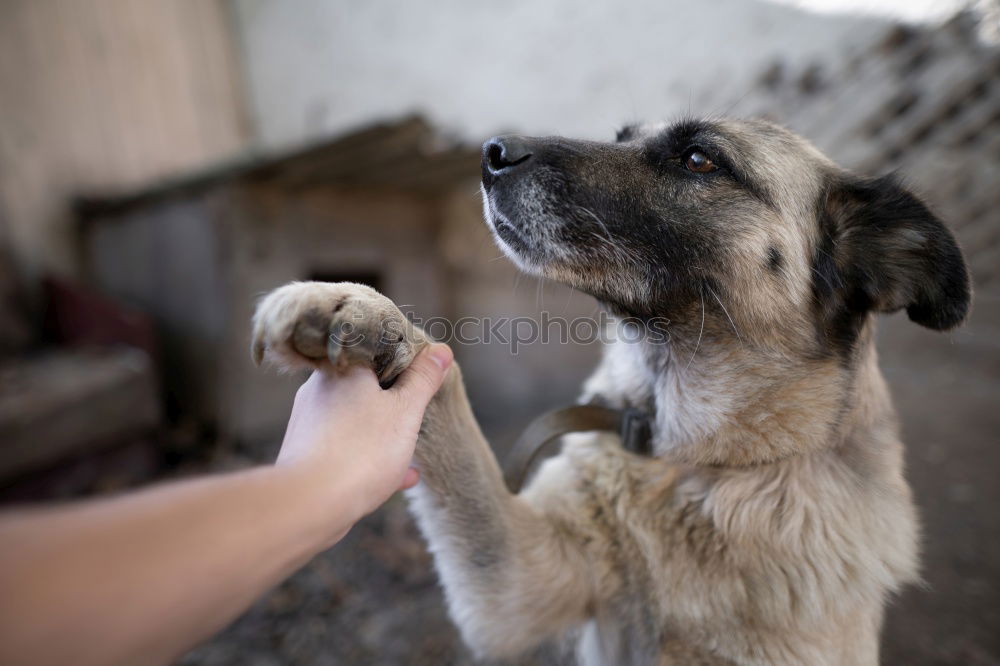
[{"x1": 251, "y1": 117, "x2": 970, "y2": 665}]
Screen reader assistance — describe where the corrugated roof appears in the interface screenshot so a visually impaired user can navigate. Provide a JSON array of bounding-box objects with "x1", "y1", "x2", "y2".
[{"x1": 76, "y1": 115, "x2": 481, "y2": 216}]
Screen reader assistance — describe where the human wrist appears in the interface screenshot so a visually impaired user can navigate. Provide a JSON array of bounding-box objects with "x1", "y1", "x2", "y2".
[{"x1": 268, "y1": 460, "x2": 367, "y2": 553}]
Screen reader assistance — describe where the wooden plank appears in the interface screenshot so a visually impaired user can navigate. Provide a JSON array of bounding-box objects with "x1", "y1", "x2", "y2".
[{"x1": 0, "y1": 348, "x2": 160, "y2": 481}]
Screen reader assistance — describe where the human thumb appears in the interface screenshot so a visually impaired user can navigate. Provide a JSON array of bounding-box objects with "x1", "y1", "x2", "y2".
[{"x1": 390, "y1": 343, "x2": 453, "y2": 406}]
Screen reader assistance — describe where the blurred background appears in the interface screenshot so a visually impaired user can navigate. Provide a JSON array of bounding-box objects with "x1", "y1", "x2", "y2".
[{"x1": 0, "y1": 1, "x2": 997, "y2": 663}]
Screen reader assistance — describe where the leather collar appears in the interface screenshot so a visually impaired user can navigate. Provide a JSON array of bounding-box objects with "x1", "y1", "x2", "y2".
[{"x1": 503, "y1": 405, "x2": 653, "y2": 493}]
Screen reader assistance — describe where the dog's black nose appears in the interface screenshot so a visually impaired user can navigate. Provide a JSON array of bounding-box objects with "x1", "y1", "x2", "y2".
[{"x1": 482, "y1": 135, "x2": 533, "y2": 189}]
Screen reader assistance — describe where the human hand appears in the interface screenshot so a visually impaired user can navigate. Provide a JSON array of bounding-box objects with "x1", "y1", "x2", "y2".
[{"x1": 276, "y1": 343, "x2": 453, "y2": 527}]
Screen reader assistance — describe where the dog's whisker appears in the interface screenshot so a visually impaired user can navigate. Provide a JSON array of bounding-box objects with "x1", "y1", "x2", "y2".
[
  {"x1": 577, "y1": 206, "x2": 613, "y2": 241},
  {"x1": 588, "y1": 231, "x2": 619, "y2": 257},
  {"x1": 684, "y1": 285, "x2": 706, "y2": 372},
  {"x1": 707, "y1": 284, "x2": 743, "y2": 346},
  {"x1": 587, "y1": 231, "x2": 622, "y2": 263},
  {"x1": 587, "y1": 229, "x2": 644, "y2": 268}
]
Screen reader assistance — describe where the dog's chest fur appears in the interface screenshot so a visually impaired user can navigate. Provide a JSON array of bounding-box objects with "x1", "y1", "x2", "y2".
[
  {"x1": 528, "y1": 432, "x2": 917, "y2": 665},
  {"x1": 522, "y1": 340, "x2": 919, "y2": 665}
]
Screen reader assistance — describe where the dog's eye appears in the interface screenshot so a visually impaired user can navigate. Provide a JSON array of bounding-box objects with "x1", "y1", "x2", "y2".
[{"x1": 684, "y1": 149, "x2": 717, "y2": 174}]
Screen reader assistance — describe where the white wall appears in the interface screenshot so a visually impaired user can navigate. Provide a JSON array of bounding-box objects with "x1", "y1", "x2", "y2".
[
  {"x1": 0, "y1": 0, "x2": 249, "y2": 276},
  {"x1": 231, "y1": 0, "x2": 895, "y2": 148}
]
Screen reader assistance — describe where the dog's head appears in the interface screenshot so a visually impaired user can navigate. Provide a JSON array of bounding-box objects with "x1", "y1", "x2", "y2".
[{"x1": 481, "y1": 118, "x2": 971, "y2": 359}]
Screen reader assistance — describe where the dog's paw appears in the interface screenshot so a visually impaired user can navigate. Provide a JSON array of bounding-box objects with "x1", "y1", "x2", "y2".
[{"x1": 251, "y1": 281, "x2": 425, "y2": 385}]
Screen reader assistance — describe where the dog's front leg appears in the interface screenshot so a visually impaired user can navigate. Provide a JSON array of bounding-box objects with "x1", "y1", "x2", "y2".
[
  {"x1": 251, "y1": 282, "x2": 595, "y2": 659},
  {"x1": 407, "y1": 365, "x2": 595, "y2": 658}
]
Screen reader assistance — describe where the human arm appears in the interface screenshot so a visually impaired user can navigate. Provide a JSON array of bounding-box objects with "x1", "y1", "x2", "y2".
[{"x1": 0, "y1": 343, "x2": 453, "y2": 666}]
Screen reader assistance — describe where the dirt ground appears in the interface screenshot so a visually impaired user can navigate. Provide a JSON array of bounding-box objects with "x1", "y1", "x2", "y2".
[{"x1": 877, "y1": 305, "x2": 1000, "y2": 665}]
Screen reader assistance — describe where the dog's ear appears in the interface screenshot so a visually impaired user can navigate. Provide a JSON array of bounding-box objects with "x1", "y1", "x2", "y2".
[{"x1": 819, "y1": 174, "x2": 971, "y2": 330}]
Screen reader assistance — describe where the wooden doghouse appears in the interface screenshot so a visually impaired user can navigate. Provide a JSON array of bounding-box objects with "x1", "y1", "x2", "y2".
[{"x1": 78, "y1": 117, "x2": 480, "y2": 448}]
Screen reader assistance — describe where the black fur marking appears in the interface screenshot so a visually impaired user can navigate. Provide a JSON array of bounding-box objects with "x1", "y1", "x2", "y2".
[
  {"x1": 642, "y1": 121, "x2": 776, "y2": 208},
  {"x1": 767, "y1": 246, "x2": 783, "y2": 272},
  {"x1": 616, "y1": 124, "x2": 638, "y2": 142},
  {"x1": 488, "y1": 126, "x2": 758, "y2": 319},
  {"x1": 838, "y1": 175, "x2": 970, "y2": 329},
  {"x1": 810, "y1": 174, "x2": 971, "y2": 358},
  {"x1": 642, "y1": 120, "x2": 715, "y2": 172}
]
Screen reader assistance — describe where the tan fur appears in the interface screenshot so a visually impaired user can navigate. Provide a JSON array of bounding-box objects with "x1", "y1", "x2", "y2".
[{"x1": 248, "y1": 120, "x2": 949, "y2": 665}]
